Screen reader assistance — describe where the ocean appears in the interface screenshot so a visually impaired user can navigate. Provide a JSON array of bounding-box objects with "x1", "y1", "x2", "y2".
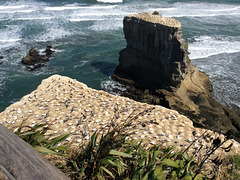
[{"x1": 0, "y1": 0, "x2": 239, "y2": 113}]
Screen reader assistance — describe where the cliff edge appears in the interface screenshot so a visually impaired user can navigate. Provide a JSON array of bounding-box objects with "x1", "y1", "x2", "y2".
[
  {"x1": 0, "y1": 75, "x2": 239, "y2": 161},
  {"x1": 113, "y1": 12, "x2": 240, "y2": 141}
]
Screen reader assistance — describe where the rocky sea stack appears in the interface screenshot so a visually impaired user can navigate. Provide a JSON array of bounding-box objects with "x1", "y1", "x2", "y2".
[
  {"x1": 113, "y1": 12, "x2": 240, "y2": 141},
  {"x1": 22, "y1": 46, "x2": 54, "y2": 70}
]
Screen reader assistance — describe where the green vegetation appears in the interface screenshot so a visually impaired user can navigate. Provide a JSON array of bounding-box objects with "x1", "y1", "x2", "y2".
[
  {"x1": 223, "y1": 155, "x2": 240, "y2": 179},
  {"x1": 14, "y1": 111, "x2": 239, "y2": 179},
  {"x1": 184, "y1": 42, "x2": 191, "y2": 64},
  {"x1": 66, "y1": 127, "x2": 206, "y2": 180},
  {"x1": 15, "y1": 123, "x2": 69, "y2": 155},
  {"x1": 186, "y1": 56, "x2": 191, "y2": 64},
  {"x1": 63, "y1": 127, "x2": 237, "y2": 180},
  {"x1": 184, "y1": 42, "x2": 189, "y2": 50}
]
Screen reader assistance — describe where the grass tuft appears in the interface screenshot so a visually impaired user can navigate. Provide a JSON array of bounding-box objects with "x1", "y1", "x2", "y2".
[{"x1": 15, "y1": 123, "x2": 69, "y2": 155}]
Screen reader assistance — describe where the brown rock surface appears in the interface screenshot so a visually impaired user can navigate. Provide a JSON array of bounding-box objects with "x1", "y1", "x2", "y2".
[
  {"x1": 113, "y1": 12, "x2": 240, "y2": 141},
  {"x1": 22, "y1": 47, "x2": 54, "y2": 70},
  {"x1": 22, "y1": 48, "x2": 44, "y2": 65}
]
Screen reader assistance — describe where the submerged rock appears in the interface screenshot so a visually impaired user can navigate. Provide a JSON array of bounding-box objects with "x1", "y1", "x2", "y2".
[{"x1": 113, "y1": 12, "x2": 240, "y2": 141}]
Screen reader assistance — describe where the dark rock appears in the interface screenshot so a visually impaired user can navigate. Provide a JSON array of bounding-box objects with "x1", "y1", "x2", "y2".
[
  {"x1": 22, "y1": 46, "x2": 54, "y2": 70},
  {"x1": 113, "y1": 12, "x2": 240, "y2": 142},
  {"x1": 113, "y1": 12, "x2": 193, "y2": 89},
  {"x1": 152, "y1": 11, "x2": 159, "y2": 15},
  {"x1": 0, "y1": 56, "x2": 3, "y2": 65},
  {"x1": 22, "y1": 48, "x2": 43, "y2": 65},
  {"x1": 45, "y1": 45, "x2": 54, "y2": 57}
]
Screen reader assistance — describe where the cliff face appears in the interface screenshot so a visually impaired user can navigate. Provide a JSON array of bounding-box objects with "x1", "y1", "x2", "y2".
[
  {"x1": 113, "y1": 12, "x2": 240, "y2": 141},
  {"x1": 113, "y1": 12, "x2": 193, "y2": 89}
]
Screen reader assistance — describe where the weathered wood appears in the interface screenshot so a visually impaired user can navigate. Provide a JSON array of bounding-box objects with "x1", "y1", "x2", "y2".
[{"x1": 0, "y1": 124, "x2": 69, "y2": 180}]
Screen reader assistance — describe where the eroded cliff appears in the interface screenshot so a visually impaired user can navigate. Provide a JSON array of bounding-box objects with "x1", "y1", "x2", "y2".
[
  {"x1": 114, "y1": 12, "x2": 193, "y2": 88},
  {"x1": 113, "y1": 12, "x2": 240, "y2": 141}
]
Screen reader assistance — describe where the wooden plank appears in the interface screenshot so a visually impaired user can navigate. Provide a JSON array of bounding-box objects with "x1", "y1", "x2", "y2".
[
  {"x1": 0, "y1": 164, "x2": 16, "y2": 180},
  {"x1": 0, "y1": 124, "x2": 69, "y2": 180}
]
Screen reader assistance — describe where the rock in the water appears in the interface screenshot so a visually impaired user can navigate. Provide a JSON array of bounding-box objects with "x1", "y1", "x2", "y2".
[
  {"x1": 113, "y1": 12, "x2": 240, "y2": 142},
  {"x1": 22, "y1": 46, "x2": 54, "y2": 70},
  {"x1": 22, "y1": 48, "x2": 43, "y2": 65},
  {"x1": 0, "y1": 56, "x2": 3, "y2": 65},
  {"x1": 113, "y1": 12, "x2": 193, "y2": 89},
  {"x1": 45, "y1": 45, "x2": 54, "y2": 57}
]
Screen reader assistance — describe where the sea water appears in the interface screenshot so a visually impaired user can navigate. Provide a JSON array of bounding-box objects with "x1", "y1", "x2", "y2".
[{"x1": 0, "y1": 0, "x2": 239, "y2": 113}]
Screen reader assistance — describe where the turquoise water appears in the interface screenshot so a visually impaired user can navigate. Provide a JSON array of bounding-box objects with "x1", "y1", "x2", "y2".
[{"x1": 0, "y1": 0, "x2": 240, "y2": 113}]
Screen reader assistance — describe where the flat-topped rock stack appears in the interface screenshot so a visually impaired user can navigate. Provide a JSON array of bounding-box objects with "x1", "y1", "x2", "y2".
[
  {"x1": 0, "y1": 75, "x2": 239, "y2": 160},
  {"x1": 113, "y1": 12, "x2": 240, "y2": 141},
  {"x1": 113, "y1": 12, "x2": 191, "y2": 88}
]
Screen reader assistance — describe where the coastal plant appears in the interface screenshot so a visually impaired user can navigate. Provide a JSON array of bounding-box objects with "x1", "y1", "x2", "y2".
[
  {"x1": 66, "y1": 107, "x2": 156, "y2": 179},
  {"x1": 66, "y1": 127, "x2": 207, "y2": 180},
  {"x1": 12, "y1": 109, "x2": 236, "y2": 179},
  {"x1": 184, "y1": 42, "x2": 191, "y2": 64},
  {"x1": 64, "y1": 108, "x2": 236, "y2": 179},
  {"x1": 191, "y1": 130, "x2": 234, "y2": 179},
  {"x1": 66, "y1": 127, "x2": 131, "y2": 179},
  {"x1": 15, "y1": 123, "x2": 70, "y2": 155},
  {"x1": 221, "y1": 154, "x2": 240, "y2": 179}
]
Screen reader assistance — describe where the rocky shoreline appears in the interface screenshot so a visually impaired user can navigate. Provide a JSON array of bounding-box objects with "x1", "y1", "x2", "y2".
[
  {"x1": 0, "y1": 12, "x2": 240, "y2": 174},
  {"x1": 113, "y1": 12, "x2": 240, "y2": 142}
]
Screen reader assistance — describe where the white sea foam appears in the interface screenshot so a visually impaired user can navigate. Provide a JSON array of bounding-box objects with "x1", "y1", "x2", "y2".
[
  {"x1": 151, "y1": 2, "x2": 240, "y2": 18},
  {"x1": 0, "y1": 5, "x2": 26, "y2": 10},
  {"x1": 35, "y1": 27, "x2": 71, "y2": 42},
  {"x1": 44, "y1": 6, "x2": 84, "y2": 11},
  {"x1": 101, "y1": 78, "x2": 126, "y2": 95},
  {"x1": 73, "y1": 12, "x2": 125, "y2": 17},
  {"x1": 89, "y1": 18, "x2": 122, "y2": 31},
  {"x1": 168, "y1": 13, "x2": 240, "y2": 18},
  {"x1": 206, "y1": 6, "x2": 240, "y2": 12},
  {"x1": 0, "y1": 41, "x2": 21, "y2": 51},
  {"x1": 0, "y1": 39, "x2": 21, "y2": 43},
  {"x1": 150, "y1": 8, "x2": 176, "y2": 11},
  {"x1": 189, "y1": 36, "x2": 240, "y2": 59},
  {"x1": 69, "y1": 18, "x2": 105, "y2": 22},
  {"x1": 16, "y1": 17, "x2": 53, "y2": 20},
  {"x1": 0, "y1": 5, "x2": 35, "y2": 14},
  {"x1": 97, "y1": 0, "x2": 123, "y2": 3},
  {"x1": 0, "y1": 9, "x2": 34, "y2": 14},
  {"x1": 0, "y1": 25, "x2": 22, "y2": 50},
  {"x1": 44, "y1": 5, "x2": 117, "y2": 11},
  {"x1": 69, "y1": 12, "x2": 125, "y2": 22}
]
